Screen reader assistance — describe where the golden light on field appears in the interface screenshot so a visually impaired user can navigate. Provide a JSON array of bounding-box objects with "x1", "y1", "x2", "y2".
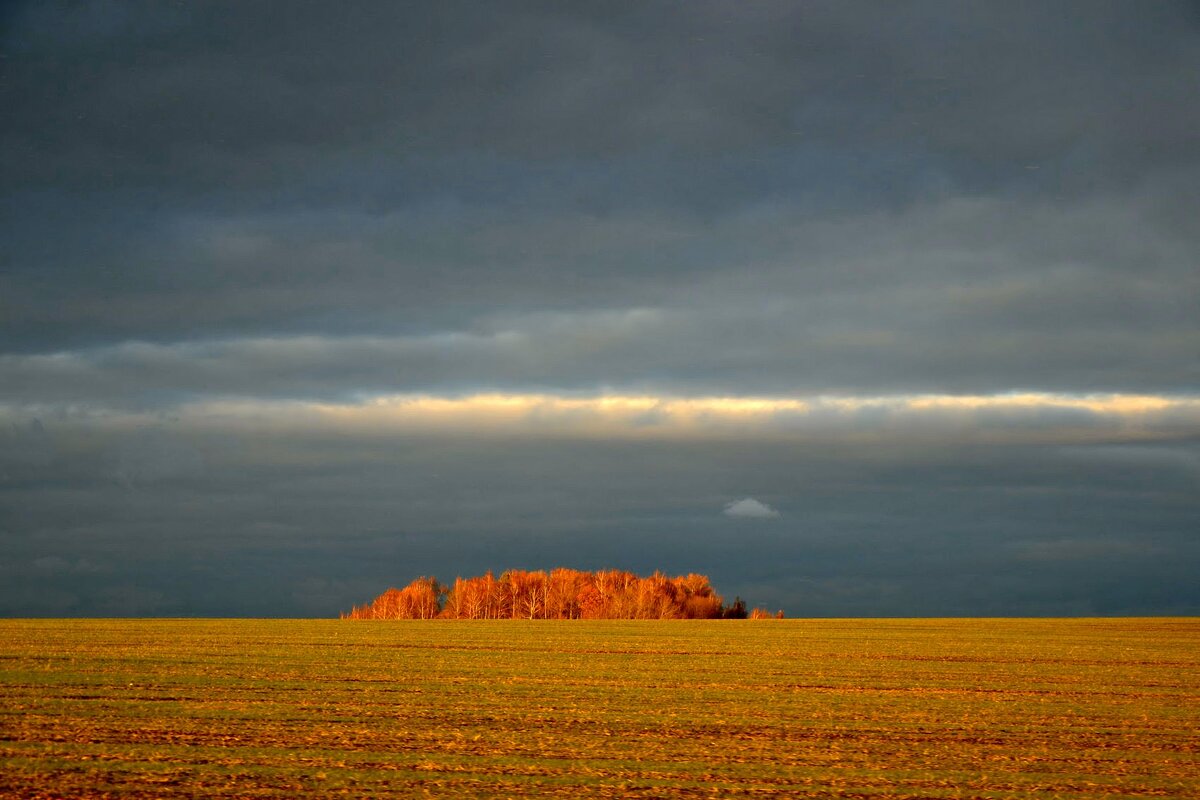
[{"x1": 2, "y1": 619, "x2": 1198, "y2": 798}]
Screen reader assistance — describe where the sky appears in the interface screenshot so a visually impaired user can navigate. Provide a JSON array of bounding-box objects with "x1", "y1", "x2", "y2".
[{"x1": 2, "y1": 1, "x2": 1198, "y2": 617}]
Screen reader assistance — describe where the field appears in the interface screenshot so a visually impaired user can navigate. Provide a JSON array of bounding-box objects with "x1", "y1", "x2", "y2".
[{"x1": 1, "y1": 619, "x2": 1197, "y2": 798}]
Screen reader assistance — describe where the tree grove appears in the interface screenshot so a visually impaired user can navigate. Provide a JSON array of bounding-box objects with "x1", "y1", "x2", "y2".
[{"x1": 341, "y1": 569, "x2": 780, "y2": 620}]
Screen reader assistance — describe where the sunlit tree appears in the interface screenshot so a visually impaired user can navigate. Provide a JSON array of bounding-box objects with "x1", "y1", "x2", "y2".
[{"x1": 343, "y1": 569, "x2": 765, "y2": 620}]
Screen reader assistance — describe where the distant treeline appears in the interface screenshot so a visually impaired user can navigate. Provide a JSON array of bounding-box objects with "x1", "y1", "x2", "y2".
[{"x1": 342, "y1": 569, "x2": 782, "y2": 620}]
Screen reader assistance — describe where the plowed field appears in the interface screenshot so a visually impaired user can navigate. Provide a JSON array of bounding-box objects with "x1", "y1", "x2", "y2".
[{"x1": 1, "y1": 619, "x2": 1197, "y2": 798}]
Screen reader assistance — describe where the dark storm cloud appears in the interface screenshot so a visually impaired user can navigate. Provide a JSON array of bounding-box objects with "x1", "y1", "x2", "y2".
[
  {"x1": 2, "y1": 189, "x2": 1197, "y2": 398},
  {"x1": 3, "y1": 2, "x2": 1198, "y2": 616},
  {"x1": 1, "y1": 424, "x2": 1196, "y2": 616},
  {"x1": 4, "y1": 1, "x2": 1199, "y2": 361},
  {"x1": 6, "y1": 2, "x2": 1198, "y2": 182},
  {"x1": 2, "y1": 188, "x2": 1200, "y2": 400}
]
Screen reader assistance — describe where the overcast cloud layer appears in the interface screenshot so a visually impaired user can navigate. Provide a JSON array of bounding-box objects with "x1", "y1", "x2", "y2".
[{"x1": 2, "y1": 2, "x2": 1198, "y2": 616}]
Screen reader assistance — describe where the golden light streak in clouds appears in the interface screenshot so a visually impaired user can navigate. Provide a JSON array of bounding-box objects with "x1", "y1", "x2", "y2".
[
  {"x1": 162, "y1": 391, "x2": 1200, "y2": 443},
  {"x1": 901, "y1": 392, "x2": 1176, "y2": 414},
  {"x1": 5, "y1": 391, "x2": 1199, "y2": 444},
  {"x1": 323, "y1": 391, "x2": 1186, "y2": 418},
  {"x1": 309, "y1": 393, "x2": 816, "y2": 430}
]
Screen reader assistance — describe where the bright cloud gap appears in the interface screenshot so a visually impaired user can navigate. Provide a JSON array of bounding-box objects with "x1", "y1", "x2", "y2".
[{"x1": 9, "y1": 391, "x2": 1198, "y2": 444}]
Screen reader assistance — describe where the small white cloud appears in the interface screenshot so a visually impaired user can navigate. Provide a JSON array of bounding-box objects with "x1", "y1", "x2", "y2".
[{"x1": 723, "y1": 497, "x2": 780, "y2": 519}]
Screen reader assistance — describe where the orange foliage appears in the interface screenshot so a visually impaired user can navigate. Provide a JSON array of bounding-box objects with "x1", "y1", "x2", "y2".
[
  {"x1": 342, "y1": 570, "x2": 748, "y2": 620},
  {"x1": 341, "y1": 576, "x2": 443, "y2": 620}
]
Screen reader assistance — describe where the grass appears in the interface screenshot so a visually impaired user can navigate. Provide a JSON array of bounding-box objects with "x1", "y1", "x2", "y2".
[{"x1": 1, "y1": 618, "x2": 1197, "y2": 798}]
